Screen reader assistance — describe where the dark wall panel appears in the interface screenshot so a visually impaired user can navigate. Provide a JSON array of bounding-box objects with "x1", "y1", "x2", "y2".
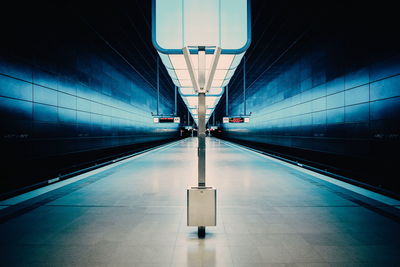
[
  {"x1": 0, "y1": 2, "x2": 188, "y2": 196},
  {"x1": 215, "y1": 1, "x2": 400, "y2": 194}
]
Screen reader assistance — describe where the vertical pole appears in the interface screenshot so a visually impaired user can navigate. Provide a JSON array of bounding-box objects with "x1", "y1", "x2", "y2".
[
  {"x1": 198, "y1": 93, "x2": 206, "y2": 187},
  {"x1": 198, "y1": 48, "x2": 206, "y2": 90},
  {"x1": 225, "y1": 85, "x2": 229, "y2": 116},
  {"x1": 243, "y1": 56, "x2": 246, "y2": 116},
  {"x1": 157, "y1": 57, "x2": 160, "y2": 116},
  {"x1": 174, "y1": 86, "x2": 177, "y2": 116},
  {"x1": 187, "y1": 109, "x2": 190, "y2": 125},
  {"x1": 213, "y1": 112, "x2": 215, "y2": 126}
]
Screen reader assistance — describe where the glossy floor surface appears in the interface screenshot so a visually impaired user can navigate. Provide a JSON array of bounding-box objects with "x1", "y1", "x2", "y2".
[{"x1": 1, "y1": 138, "x2": 400, "y2": 266}]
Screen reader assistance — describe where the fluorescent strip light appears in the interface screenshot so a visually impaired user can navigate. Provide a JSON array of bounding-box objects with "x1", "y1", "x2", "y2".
[
  {"x1": 179, "y1": 80, "x2": 193, "y2": 87},
  {"x1": 206, "y1": 96, "x2": 218, "y2": 106},
  {"x1": 175, "y1": 69, "x2": 191, "y2": 80},
  {"x1": 216, "y1": 54, "x2": 234, "y2": 69},
  {"x1": 207, "y1": 87, "x2": 224, "y2": 95},
  {"x1": 179, "y1": 87, "x2": 196, "y2": 95},
  {"x1": 169, "y1": 54, "x2": 187, "y2": 69},
  {"x1": 213, "y1": 69, "x2": 229, "y2": 80},
  {"x1": 186, "y1": 96, "x2": 198, "y2": 106},
  {"x1": 211, "y1": 79, "x2": 223, "y2": 87}
]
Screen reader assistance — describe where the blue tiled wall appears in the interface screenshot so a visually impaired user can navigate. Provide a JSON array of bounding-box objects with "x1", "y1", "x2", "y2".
[
  {"x1": 0, "y1": 53, "x2": 181, "y2": 156},
  {"x1": 0, "y1": 5, "x2": 186, "y2": 194},
  {"x1": 217, "y1": 2, "x2": 400, "y2": 192},
  {"x1": 223, "y1": 52, "x2": 400, "y2": 158}
]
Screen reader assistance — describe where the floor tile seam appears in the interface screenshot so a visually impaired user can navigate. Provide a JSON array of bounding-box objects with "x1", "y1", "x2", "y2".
[
  {"x1": 0, "y1": 171, "x2": 114, "y2": 223},
  {"x1": 168, "y1": 206, "x2": 185, "y2": 267}
]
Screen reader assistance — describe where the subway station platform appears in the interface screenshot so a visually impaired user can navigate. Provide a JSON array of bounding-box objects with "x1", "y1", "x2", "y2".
[{"x1": 1, "y1": 138, "x2": 400, "y2": 266}]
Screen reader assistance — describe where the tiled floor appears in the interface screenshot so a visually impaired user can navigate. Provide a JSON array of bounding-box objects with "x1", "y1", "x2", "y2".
[{"x1": 0, "y1": 137, "x2": 399, "y2": 266}]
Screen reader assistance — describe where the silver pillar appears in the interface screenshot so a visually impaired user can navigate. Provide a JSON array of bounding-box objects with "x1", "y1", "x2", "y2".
[
  {"x1": 213, "y1": 111, "x2": 215, "y2": 126},
  {"x1": 174, "y1": 86, "x2": 177, "y2": 116},
  {"x1": 157, "y1": 57, "x2": 160, "y2": 115},
  {"x1": 243, "y1": 56, "x2": 246, "y2": 116},
  {"x1": 198, "y1": 49, "x2": 206, "y2": 90},
  {"x1": 198, "y1": 92, "x2": 206, "y2": 187},
  {"x1": 225, "y1": 85, "x2": 229, "y2": 116}
]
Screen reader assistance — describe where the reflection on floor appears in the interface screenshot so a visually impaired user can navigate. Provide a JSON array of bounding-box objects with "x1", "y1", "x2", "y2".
[{"x1": 0, "y1": 137, "x2": 399, "y2": 266}]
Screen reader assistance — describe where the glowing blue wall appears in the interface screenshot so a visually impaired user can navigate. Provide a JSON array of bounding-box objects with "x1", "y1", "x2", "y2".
[
  {"x1": 0, "y1": 55, "x2": 179, "y2": 155},
  {"x1": 224, "y1": 53, "x2": 400, "y2": 157},
  {"x1": 216, "y1": 2, "x2": 400, "y2": 193},
  {"x1": 0, "y1": 4, "x2": 187, "y2": 195}
]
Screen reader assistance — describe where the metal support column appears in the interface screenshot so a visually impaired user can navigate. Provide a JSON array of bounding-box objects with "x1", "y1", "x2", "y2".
[
  {"x1": 174, "y1": 86, "x2": 177, "y2": 116},
  {"x1": 197, "y1": 47, "x2": 206, "y2": 187},
  {"x1": 243, "y1": 56, "x2": 246, "y2": 116},
  {"x1": 157, "y1": 57, "x2": 160, "y2": 116},
  {"x1": 213, "y1": 112, "x2": 215, "y2": 126},
  {"x1": 198, "y1": 94, "x2": 206, "y2": 187},
  {"x1": 225, "y1": 85, "x2": 229, "y2": 116},
  {"x1": 197, "y1": 92, "x2": 206, "y2": 237}
]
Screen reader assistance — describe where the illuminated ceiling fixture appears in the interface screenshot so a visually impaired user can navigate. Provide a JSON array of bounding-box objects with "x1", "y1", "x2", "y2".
[{"x1": 153, "y1": 0, "x2": 250, "y2": 125}]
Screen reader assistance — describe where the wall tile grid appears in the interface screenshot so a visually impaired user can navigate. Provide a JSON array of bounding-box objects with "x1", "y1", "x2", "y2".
[
  {"x1": 0, "y1": 60, "x2": 179, "y2": 152},
  {"x1": 223, "y1": 50, "x2": 400, "y2": 159},
  {"x1": 0, "y1": 3, "x2": 187, "y2": 193}
]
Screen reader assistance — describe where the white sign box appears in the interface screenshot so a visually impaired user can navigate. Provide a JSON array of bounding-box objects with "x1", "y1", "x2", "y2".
[{"x1": 187, "y1": 187, "x2": 216, "y2": 226}]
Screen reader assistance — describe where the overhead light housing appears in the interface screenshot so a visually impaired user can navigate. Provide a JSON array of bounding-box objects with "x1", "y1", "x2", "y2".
[{"x1": 152, "y1": 0, "x2": 251, "y2": 125}]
